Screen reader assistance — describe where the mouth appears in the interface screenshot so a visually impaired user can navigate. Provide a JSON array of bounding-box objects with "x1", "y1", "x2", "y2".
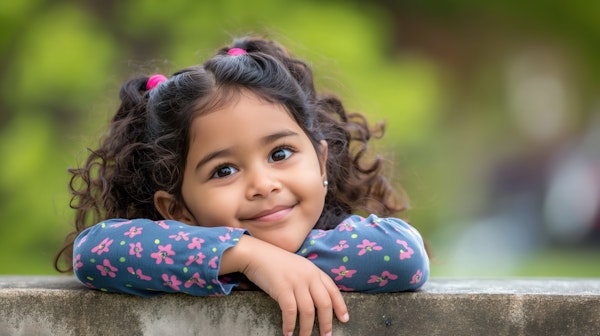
[{"x1": 244, "y1": 205, "x2": 295, "y2": 223}]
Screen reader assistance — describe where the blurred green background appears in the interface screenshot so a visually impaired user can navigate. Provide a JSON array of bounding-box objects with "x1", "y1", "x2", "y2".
[{"x1": 1, "y1": 0, "x2": 600, "y2": 277}]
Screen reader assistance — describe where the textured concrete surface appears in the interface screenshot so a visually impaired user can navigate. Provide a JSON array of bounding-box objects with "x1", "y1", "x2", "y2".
[{"x1": 1, "y1": 276, "x2": 599, "y2": 335}]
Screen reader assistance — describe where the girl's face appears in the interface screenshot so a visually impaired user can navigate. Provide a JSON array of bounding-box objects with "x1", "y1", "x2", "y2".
[{"x1": 169, "y1": 91, "x2": 328, "y2": 252}]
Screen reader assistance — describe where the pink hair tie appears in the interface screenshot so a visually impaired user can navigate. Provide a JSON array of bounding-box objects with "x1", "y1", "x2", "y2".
[
  {"x1": 227, "y1": 48, "x2": 247, "y2": 56},
  {"x1": 146, "y1": 74, "x2": 168, "y2": 90}
]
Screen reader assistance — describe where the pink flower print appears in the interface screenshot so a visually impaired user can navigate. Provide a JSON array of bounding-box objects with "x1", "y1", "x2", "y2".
[
  {"x1": 356, "y1": 239, "x2": 383, "y2": 256},
  {"x1": 127, "y1": 267, "x2": 152, "y2": 281},
  {"x1": 396, "y1": 240, "x2": 414, "y2": 260},
  {"x1": 73, "y1": 254, "x2": 83, "y2": 271},
  {"x1": 155, "y1": 220, "x2": 170, "y2": 229},
  {"x1": 331, "y1": 266, "x2": 357, "y2": 281},
  {"x1": 337, "y1": 284, "x2": 355, "y2": 291},
  {"x1": 91, "y1": 238, "x2": 113, "y2": 255},
  {"x1": 307, "y1": 253, "x2": 318, "y2": 260},
  {"x1": 97, "y1": 259, "x2": 118, "y2": 278},
  {"x1": 331, "y1": 240, "x2": 349, "y2": 252},
  {"x1": 184, "y1": 272, "x2": 207, "y2": 289},
  {"x1": 162, "y1": 274, "x2": 182, "y2": 291},
  {"x1": 311, "y1": 230, "x2": 327, "y2": 239},
  {"x1": 219, "y1": 233, "x2": 231, "y2": 242},
  {"x1": 187, "y1": 237, "x2": 204, "y2": 250},
  {"x1": 129, "y1": 242, "x2": 143, "y2": 258},
  {"x1": 367, "y1": 221, "x2": 389, "y2": 234},
  {"x1": 169, "y1": 231, "x2": 189, "y2": 241},
  {"x1": 338, "y1": 222, "x2": 354, "y2": 232},
  {"x1": 208, "y1": 256, "x2": 218, "y2": 268},
  {"x1": 110, "y1": 220, "x2": 132, "y2": 228},
  {"x1": 185, "y1": 252, "x2": 206, "y2": 266},
  {"x1": 151, "y1": 244, "x2": 175, "y2": 264},
  {"x1": 410, "y1": 269, "x2": 423, "y2": 285},
  {"x1": 124, "y1": 226, "x2": 143, "y2": 238},
  {"x1": 368, "y1": 271, "x2": 398, "y2": 287}
]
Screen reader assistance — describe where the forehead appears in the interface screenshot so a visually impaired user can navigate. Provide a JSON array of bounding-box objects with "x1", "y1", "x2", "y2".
[{"x1": 188, "y1": 91, "x2": 303, "y2": 146}]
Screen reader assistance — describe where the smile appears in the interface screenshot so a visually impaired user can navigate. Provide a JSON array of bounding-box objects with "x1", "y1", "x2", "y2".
[{"x1": 246, "y1": 205, "x2": 295, "y2": 223}]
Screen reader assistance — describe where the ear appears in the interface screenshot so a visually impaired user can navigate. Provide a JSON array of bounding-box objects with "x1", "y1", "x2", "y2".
[
  {"x1": 154, "y1": 190, "x2": 196, "y2": 225},
  {"x1": 318, "y1": 139, "x2": 328, "y2": 181}
]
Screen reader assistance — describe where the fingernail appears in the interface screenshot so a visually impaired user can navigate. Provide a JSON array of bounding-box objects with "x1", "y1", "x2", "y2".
[
  {"x1": 342, "y1": 312, "x2": 350, "y2": 322},
  {"x1": 284, "y1": 333, "x2": 292, "y2": 336},
  {"x1": 325, "y1": 332, "x2": 332, "y2": 336}
]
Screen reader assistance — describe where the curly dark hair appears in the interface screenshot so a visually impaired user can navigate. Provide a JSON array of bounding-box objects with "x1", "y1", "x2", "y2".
[{"x1": 54, "y1": 36, "x2": 408, "y2": 272}]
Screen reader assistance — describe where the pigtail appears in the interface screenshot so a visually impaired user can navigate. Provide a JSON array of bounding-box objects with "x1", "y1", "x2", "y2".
[
  {"x1": 227, "y1": 37, "x2": 317, "y2": 99},
  {"x1": 55, "y1": 76, "x2": 157, "y2": 272}
]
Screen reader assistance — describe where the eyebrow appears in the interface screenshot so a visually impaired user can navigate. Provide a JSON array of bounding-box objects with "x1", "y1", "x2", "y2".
[{"x1": 194, "y1": 129, "x2": 300, "y2": 172}]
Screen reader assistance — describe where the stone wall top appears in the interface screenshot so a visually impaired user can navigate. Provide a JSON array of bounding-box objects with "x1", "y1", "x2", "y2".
[{"x1": 1, "y1": 276, "x2": 599, "y2": 335}]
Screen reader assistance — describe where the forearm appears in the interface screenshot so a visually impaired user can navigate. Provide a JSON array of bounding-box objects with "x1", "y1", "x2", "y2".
[
  {"x1": 297, "y1": 214, "x2": 430, "y2": 292},
  {"x1": 73, "y1": 219, "x2": 247, "y2": 297}
]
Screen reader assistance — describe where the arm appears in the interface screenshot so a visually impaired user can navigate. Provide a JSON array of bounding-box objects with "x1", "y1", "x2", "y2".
[
  {"x1": 73, "y1": 218, "x2": 247, "y2": 297},
  {"x1": 74, "y1": 219, "x2": 349, "y2": 336},
  {"x1": 297, "y1": 214, "x2": 430, "y2": 292}
]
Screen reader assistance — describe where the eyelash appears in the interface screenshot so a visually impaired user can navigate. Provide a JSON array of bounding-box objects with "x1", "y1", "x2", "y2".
[{"x1": 208, "y1": 145, "x2": 297, "y2": 180}]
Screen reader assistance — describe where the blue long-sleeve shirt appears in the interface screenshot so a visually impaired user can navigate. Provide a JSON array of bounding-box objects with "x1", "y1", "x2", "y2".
[{"x1": 73, "y1": 214, "x2": 429, "y2": 296}]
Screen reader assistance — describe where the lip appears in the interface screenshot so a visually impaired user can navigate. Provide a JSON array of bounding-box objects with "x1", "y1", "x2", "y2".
[{"x1": 245, "y1": 205, "x2": 295, "y2": 222}]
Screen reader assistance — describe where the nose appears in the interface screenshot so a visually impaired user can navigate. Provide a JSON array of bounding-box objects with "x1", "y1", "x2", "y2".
[{"x1": 245, "y1": 165, "x2": 282, "y2": 199}]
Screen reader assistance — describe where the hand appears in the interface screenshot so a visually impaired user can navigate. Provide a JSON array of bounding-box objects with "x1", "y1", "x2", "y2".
[{"x1": 223, "y1": 235, "x2": 349, "y2": 336}]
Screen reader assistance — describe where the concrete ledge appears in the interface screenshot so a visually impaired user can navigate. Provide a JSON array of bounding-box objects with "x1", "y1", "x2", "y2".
[{"x1": 1, "y1": 276, "x2": 599, "y2": 335}]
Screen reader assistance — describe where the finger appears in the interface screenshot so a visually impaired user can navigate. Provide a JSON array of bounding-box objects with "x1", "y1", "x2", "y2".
[
  {"x1": 278, "y1": 293, "x2": 298, "y2": 336},
  {"x1": 322, "y1": 273, "x2": 349, "y2": 323},
  {"x1": 295, "y1": 288, "x2": 316, "y2": 336},
  {"x1": 310, "y1": 282, "x2": 334, "y2": 336}
]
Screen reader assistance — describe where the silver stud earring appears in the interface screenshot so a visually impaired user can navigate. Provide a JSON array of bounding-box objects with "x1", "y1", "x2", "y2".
[{"x1": 323, "y1": 180, "x2": 329, "y2": 187}]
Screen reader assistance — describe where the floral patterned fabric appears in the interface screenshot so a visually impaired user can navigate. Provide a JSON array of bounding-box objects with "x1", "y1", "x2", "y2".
[{"x1": 73, "y1": 214, "x2": 429, "y2": 296}]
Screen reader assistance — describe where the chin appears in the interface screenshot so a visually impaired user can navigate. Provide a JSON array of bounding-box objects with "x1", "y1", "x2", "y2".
[
  {"x1": 261, "y1": 236, "x2": 303, "y2": 253},
  {"x1": 271, "y1": 240, "x2": 301, "y2": 252}
]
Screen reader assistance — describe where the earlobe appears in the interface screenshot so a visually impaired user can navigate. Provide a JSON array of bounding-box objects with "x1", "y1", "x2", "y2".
[{"x1": 154, "y1": 190, "x2": 195, "y2": 225}]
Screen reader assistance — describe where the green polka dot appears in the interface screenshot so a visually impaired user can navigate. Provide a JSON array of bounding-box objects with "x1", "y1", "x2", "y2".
[
  {"x1": 207, "y1": 285, "x2": 213, "y2": 290},
  {"x1": 212, "y1": 247, "x2": 217, "y2": 252},
  {"x1": 120, "y1": 241, "x2": 126, "y2": 246},
  {"x1": 86, "y1": 276, "x2": 94, "y2": 281},
  {"x1": 351, "y1": 234, "x2": 358, "y2": 239},
  {"x1": 119, "y1": 257, "x2": 126, "y2": 263},
  {"x1": 100, "y1": 288, "x2": 108, "y2": 292},
  {"x1": 101, "y1": 223, "x2": 106, "y2": 228},
  {"x1": 309, "y1": 240, "x2": 315, "y2": 245},
  {"x1": 183, "y1": 267, "x2": 188, "y2": 273},
  {"x1": 90, "y1": 258, "x2": 96, "y2": 263},
  {"x1": 301, "y1": 248, "x2": 307, "y2": 254},
  {"x1": 342, "y1": 256, "x2": 349, "y2": 263},
  {"x1": 125, "y1": 284, "x2": 133, "y2": 288},
  {"x1": 154, "y1": 239, "x2": 160, "y2": 244},
  {"x1": 233, "y1": 238, "x2": 240, "y2": 242},
  {"x1": 384, "y1": 256, "x2": 390, "y2": 261}
]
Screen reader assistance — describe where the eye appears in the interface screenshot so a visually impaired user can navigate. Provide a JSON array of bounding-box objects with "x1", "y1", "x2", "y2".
[
  {"x1": 211, "y1": 165, "x2": 238, "y2": 179},
  {"x1": 269, "y1": 147, "x2": 294, "y2": 162}
]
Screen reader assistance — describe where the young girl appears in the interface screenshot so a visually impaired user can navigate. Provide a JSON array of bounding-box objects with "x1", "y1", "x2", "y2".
[{"x1": 56, "y1": 37, "x2": 429, "y2": 336}]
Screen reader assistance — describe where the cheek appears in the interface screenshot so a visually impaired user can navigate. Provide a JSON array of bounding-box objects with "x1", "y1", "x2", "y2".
[
  {"x1": 181, "y1": 175, "x2": 237, "y2": 227},
  {"x1": 188, "y1": 191, "x2": 238, "y2": 227}
]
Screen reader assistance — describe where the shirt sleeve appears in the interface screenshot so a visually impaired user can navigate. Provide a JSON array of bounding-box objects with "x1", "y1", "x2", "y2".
[
  {"x1": 297, "y1": 214, "x2": 430, "y2": 293},
  {"x1": 73, "y1": 219, "x2": 247, "y2": 297}
]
